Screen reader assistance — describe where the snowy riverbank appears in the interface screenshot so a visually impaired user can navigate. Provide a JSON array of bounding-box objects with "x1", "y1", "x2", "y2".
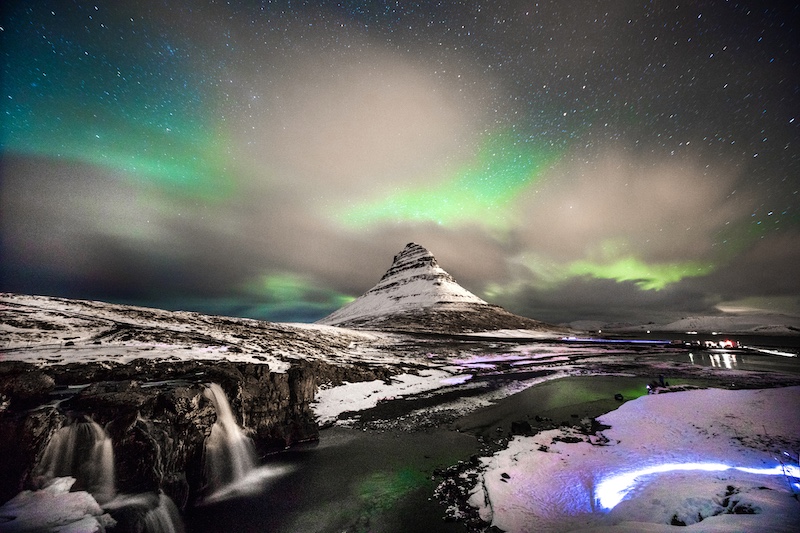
[{"x1": 467, "y1": 386, "x2": 800, "y2": 532}]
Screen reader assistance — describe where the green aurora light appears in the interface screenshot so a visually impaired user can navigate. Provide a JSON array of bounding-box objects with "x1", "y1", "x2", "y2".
[
  {"x1": 566, "y1": 255, "x2": 715, "y2": 290},
  {"x1": 334, "y1": 134, "x2": 561, "y2": 230},
  {"x1": 241, "y1": 273, "x2": 355, "y2": 319},
  {"x1": 5, "y1": 123, "x2": 237, "y2": 200},
  {"x1": 1, "y1": 5, "x2": 235, "y2": 200},
  {"x1": 490, "y1": 243, "x2": 718, "y2": 297}
]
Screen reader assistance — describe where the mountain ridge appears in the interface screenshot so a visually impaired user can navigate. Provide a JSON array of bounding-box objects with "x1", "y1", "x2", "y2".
[{"x1": 318, "y1": 242, "x2": 565, "y2": 334}]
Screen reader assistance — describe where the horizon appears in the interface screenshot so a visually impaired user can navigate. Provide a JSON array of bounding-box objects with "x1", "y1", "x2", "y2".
[{"x1": 2, "y1": 1, "x2": 798, "y2": 325}]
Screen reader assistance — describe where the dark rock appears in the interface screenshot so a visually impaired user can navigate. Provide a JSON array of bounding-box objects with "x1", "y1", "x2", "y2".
[
  {"x1": 0, "y1": 406, "x2": 65, "y2": 503},
  {"x1": 588, "y1": 418, "x2": 612, "y2": 434},
  {"x1": 510, "y1": 420, "x2": 532, "y2": 435},
  {"x1": 0, "y1": 294, "x2": 427, "y2": 510},
  {"x1": 670, "y1": 514, "x2": 687, "y2": 526},
  {"x1": 0, "y1": 359, "x2": 354, "y2": 507},
  {"x1": 553, "y1": 435, "x2": 583, "y2": 444},
  {"x1": 0, "y1": 367, "x2": 55, "y2": 408},
  {"x1": 0, "y1": 356, "x2": 388, "y2": 508}
]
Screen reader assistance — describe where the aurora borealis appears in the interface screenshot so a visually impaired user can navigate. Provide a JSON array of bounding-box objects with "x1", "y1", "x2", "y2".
[{"x1": 2, "y1": 1, "x2": 798, "y2": 325}]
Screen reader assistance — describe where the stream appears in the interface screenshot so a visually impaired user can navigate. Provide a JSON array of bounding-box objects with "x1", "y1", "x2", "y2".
[{"x1": 186, "y1": 340, "x2": 800, "y2": 531}]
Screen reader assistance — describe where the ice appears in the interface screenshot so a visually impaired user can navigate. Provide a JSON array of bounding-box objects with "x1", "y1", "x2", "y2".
[{"x1": 0, "y1": 477, "x2": 115, "y2": 533}]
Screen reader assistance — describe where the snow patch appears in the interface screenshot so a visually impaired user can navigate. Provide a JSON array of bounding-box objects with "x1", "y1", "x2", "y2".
[
  {"x1": 0, "y1": 477, "x2": 115, "y2": 533},
  {"x1": 312, "y1": 369, "x2": 453, "y2": 425},
  {"x1": 469, "y1": 386, "x2": 800, "y2": 533}
]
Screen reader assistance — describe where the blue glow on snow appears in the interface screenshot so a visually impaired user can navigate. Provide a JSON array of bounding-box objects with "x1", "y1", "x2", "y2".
[{"x1": 595, "y1": 462, "x2": 800, "y2": 510}]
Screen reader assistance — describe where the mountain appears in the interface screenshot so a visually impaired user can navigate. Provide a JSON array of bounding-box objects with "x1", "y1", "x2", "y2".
[
  {"x1": 607, "y1": 314, "x2": 800, "y2": 336},
  {"x1": 317, "y1": 242, "x2": 565, "y2": 335}
]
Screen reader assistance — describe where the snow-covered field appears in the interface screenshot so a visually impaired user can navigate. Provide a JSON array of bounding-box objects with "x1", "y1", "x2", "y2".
[
  {"x1": 313, "y1": 369, "x2": 454, "y2": 425},
  {"x1": 583, "y1": 313, "x2": 800, "y2": 336},
  {"x1": 468, "y1": 386, "x2": 800, "y2": 533},
  {"x1": 0, "y1": 293, "x2": 394, "y2": 372}
]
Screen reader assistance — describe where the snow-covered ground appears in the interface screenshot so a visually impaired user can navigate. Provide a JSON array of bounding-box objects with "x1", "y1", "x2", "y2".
[
  {"x1": 313, "y1": 369, "x2": 454, "y2": 425},
  {"x1": 653, "y1": 314, "x2": 800, "y2": 335},
  {"x1": 464, "y1": 329, "x2": 567, "y2": 340},
  {"x1": 0, "y1": 293, "x2": 390, "y2": 372},
  {"x1": 467, "y1": 386, "x2": 800, "y2": 533},
  {"x1": 5, "y1": 292, "x2": 800, "y2": 532},
  {"x1": 0, "y1": 477, "x2": 115, "y2": 533},
  {"x1": 582, "y1": 313, "x2": 800, "y2": 336}
]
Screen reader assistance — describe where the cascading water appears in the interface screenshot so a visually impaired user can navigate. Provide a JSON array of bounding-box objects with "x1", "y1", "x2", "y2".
[
  {"x1": 202, "y1": 383, "x2": 257, "y2": 494},
  {"x1": 104, "y1": 491, "x2": 186, "y2": 533},
  {"x1": 144, "y1": 492, "x2": 186, "y2": 533},
  {"x1": 30, "y1": 417, "x2": 187, "y2": 532},
  {"x1": 35, "y1": 417, "x2": 116, "y2": 503}
]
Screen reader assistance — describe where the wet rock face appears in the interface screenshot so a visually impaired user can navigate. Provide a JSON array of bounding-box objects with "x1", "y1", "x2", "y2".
[
  {"x1": 0, "y1": 357, "x2": 377, "y2": 508},
  {"x1": 0, "y1": 362, "x2": 56, "y2": 409},
  {"x1": 0, "y1": 405, "x2": 64, "y2": 501}
]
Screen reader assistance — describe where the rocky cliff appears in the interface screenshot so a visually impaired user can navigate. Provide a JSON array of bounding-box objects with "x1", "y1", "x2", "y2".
[
  {"x1": 0, "y1": 292, "x2": 405, "y2": 515},
  {"x1": 0, "y1": 358, "x2": 393, "y2": 510}
]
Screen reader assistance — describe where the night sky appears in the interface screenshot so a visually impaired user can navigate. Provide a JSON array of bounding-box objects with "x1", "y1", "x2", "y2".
[{"x1": 2, "y1": 1, "x2": 798, "y2": 325}]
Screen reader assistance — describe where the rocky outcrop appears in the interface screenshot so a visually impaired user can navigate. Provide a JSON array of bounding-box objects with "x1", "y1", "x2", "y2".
[
  {"x1": 318, "y1": 242, "x2": 564, "y2": 334},
  {"x1": 0, "y1": 358, "x2": 394, "y2": 508}
]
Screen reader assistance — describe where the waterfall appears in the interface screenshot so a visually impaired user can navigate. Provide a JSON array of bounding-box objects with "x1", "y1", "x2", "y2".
[
  {"x1": 202, "y1": 383, "x2": 257, "y2": 494},
  {"x1": 32, "y1": 417, "x2": 187, "y2": 532},
  {"x1": 104, "y1": 492, "x2": 185, "y2": 533},
  {"x1": 35, "y1": 417, "x2": 116, "y2": 503},
  {"x1": 143, "y1": 492, "x2": 185, "y2": 533}
]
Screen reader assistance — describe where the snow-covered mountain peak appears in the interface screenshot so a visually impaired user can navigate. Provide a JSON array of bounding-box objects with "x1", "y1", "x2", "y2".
[
  {"x1": 371, "y1": 242, "x2": 487, "y2": 304},
  {"x1": 319, "y1": 243, "x2": 487, "y2": 328},
  {"x1": 318, "y1": 243, "x2": 561, "y2": 334}
]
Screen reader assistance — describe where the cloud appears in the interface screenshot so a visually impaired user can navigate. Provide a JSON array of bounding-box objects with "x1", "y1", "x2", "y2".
[
  {"x1": 513, "y1": 149, "x2": 756, "y2": 265},
  {"x1": 227, "y1": 45, "x2": 494, "y2": 204},
  {"x1": 704, "y1": 230, "x2": 800, "y2": 300},
  {"x1": 459, "y1": 147, "x2": 794, "y2": 323},
  {"x1": 494, "y1": 277, "x2": 717, "y2": 325}
]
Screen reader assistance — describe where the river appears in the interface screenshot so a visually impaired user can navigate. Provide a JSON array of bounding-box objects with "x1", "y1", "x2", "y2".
[{"x1": 188, "y1": 339, "x2": 800, "y2": 532}]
